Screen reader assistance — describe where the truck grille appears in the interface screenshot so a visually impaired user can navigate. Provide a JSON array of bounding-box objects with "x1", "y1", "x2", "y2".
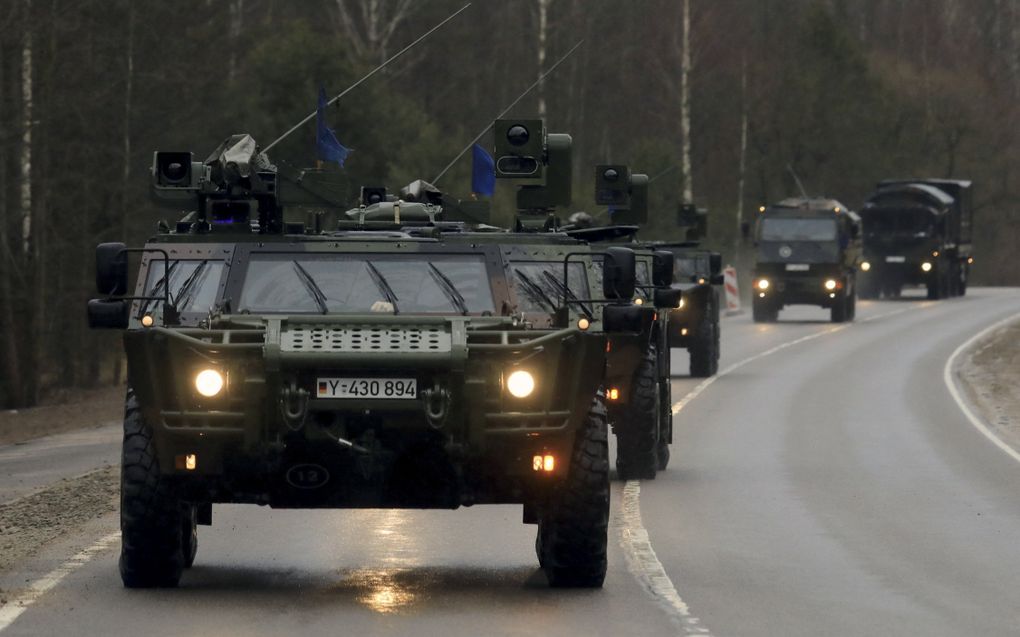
[{"x1": 281, "y1": 325, "x2": 452, "y2": 353}]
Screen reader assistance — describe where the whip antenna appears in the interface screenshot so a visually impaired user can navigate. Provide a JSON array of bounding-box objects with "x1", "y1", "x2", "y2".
[
  {"x1": 432, "y1": 39, "x2": 585, "y2": 184},
  {"x1": 263, "y1": 3, "x2": 473, "y2": 153}
]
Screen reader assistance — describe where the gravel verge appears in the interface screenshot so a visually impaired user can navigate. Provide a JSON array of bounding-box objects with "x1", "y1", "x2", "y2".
[
  {"x1": 0, "y1": 386, "x2": 122, "y2": 446},
  {"x1": 957, "y1": 320, "x2": 1020, "y2": 451}
]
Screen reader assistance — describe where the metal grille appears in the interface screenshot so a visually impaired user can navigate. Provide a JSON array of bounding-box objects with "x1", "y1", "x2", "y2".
[{"x1": 280, "y1": 325, "x2": 451, "y2": 353}]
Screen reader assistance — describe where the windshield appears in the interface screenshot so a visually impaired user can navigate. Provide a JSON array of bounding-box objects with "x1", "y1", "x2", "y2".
[
  {"x1": 238, "y1": 254, "x2": 495, "y2": 314},
  {"x1": 591, "y1": 258, "x2": 650, "y2": 299},
  {"x1": 861, "y1": 208, "x2": 934, "y2": 237},
  {"x1": 761, "y1": 218, "x2": 837, "y2": 241},
  {"x1": 142, "y1": 260, "x2": 225, "y2": 315},
  {"x1": 673, "y1": 254, "x2": 709, "y2": 279},
  {"x1": 510, "y1": 261, "x2": 590, "y2": 314}
]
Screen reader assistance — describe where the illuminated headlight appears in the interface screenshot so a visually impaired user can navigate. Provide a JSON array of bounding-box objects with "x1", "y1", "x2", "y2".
[
  {"x1": 824, "y1": 279, "x2": 838, "y2": 291},
  {"x1": 860, "y1": 261, "x2": 871, "y2": 272},
  {"x1": 756, "y1": 279, "x2": 769, "y2": 290},
  {"x1": 195, "y1": 369, "x2": 224, "y2": 397},
  {"x1": 678, "y1": 298, "x2": 686, "y2": 309},
  {"x1": 921, "y1": 261, "x2": 933, "y2": 272},
  {"x1": 506, "y1": 370, "x2": 535, "y2": 398}
]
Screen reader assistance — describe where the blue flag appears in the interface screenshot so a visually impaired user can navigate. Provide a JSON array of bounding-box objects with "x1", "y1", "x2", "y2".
[
  {"x1": 316, "y1": 87, "x2": 351, "y2": 167},
  {"x1": 471, "y1": 143, "x2": 495, "y2": 197}
]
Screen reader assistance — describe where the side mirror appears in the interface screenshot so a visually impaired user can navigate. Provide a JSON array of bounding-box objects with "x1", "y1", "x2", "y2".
[
  {"x1": 602, "y1": 247, "x2": 636, "y2": 300},
  {"x1": 710, "y1": 273, "x2": 725, "y2": 286},
  {"x1": 87, "y1": 299, "x2": 129, "y2": 329},
  {"x1": 96, "y1": 242, "x2": 128, "y2": 295},
  {"x1": 709, "y1": 252, "x2": 723, "y2": 276},
  {"x1": 653, "y1": 287, "x2": 683, "y2": 309},
  {"x1": 652, "y1": 251, "x2": 674, "y2": 287}
]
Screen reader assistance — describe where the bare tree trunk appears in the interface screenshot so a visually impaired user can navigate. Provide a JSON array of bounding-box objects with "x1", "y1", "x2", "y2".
[
  {"x1": 0, "y1": 41, "x2": 23, "y2": 408},
  {"x1": 536, "y1": 0, "x2": 550, "y2": 120},
  {"x1": 679, "y1": 0, "x2": 693, "y2": 203},
  {"x1": 19, "y1": 6, "x2": 31, "y2": 258},
  {"x1": 735, "y1": 56, "x2": 748, "y2": 262},
  {"x1": 228, "y1": 0, "x2": 243, "y2": 84},
  {"x1": 113, "y1": 3, "x2": 135, "y2": 386}
]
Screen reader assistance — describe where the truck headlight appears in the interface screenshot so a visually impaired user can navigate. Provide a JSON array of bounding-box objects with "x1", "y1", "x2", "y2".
[
  {"x1": 506, "y1": 370, "x2": 535, "y2": 398},
  {"x1": 860, "y1": 261, "x2": 871, "y2": 272},
  {"x1": 824, "y1": 279, "x2": 838, "y2": 291},
  {"x1": 756, "y1": 279, "x2": 769, "y2": 290},
  {"x1": 921, "y1": 261, "x2": 932, "y2": 272},
  {"x1": 195, "y1": 369, "x2": 225, "y2": 397}
]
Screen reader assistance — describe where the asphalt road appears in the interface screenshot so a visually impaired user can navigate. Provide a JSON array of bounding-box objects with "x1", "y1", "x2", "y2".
[{"x1": 2, "y1": 287, "x2": 1019, "y2": 636}]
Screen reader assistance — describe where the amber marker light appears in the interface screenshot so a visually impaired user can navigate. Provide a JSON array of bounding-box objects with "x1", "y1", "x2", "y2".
[
  {"x1": 607, "y1": 388, "x2": 620, "y2": 401},
  {"x1": 140, "y1": 314, "x2": 154, "y2": 327},
  {"x1": 577, "y1": 317, "x2": 590, "y2": 331},
  {"x1": 860, "y1": 261, "x2": 871, "y2": 272},
  {"x1": 532, "y1": 454, "x2": 555, "y2": 472},
  {"x1": 634, "y1": 298, "x2": 644, "y2": 305},
  {"x1": 175, "y1": 454, "x2": 198, "y2": 471},
  {"x1": 968, "y1": 257, "x2": 975, "y2": 264},
  {"x1": 195, "y1": 369, "x2": 225, "y2": 397}
]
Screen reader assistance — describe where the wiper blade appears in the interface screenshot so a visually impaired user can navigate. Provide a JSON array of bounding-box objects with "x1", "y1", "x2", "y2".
[
  {"x1": 173, "y1": 260, "x2": 209, "y2": 312},
  {"x1": 514, "y1": 270, "x2": 556, "y2": 312},
  {"x1": 427, "y1": 263, "x2": 469, "y2": 315},
  {"x1": 291, "y1": 261, "x2": 329, "y2": 314},
  {"x1": 139, "y1": 261, "x2": 180, "y2": 318},
  {"x1": 364, "y1": 261, "x2": 400, "y2": 314},
  {"x1": 541, "y1": 270, "x2": 592, "y2": 318}
]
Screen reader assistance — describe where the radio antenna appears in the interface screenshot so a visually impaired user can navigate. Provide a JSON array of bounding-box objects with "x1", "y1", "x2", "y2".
[
  {"x1": 263, "y1": 3, "x2": 472, "y2": 153},
  {"x1": 786, "y1": 163, "x2": 809, "y2": 198},
  {"x1": 432, "y1": 39, "x2": 585, "y2": 185}
]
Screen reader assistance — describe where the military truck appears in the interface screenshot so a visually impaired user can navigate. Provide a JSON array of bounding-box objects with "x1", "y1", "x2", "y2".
[
  {"x1": 752, "y1": 198, "x2": 862, "y2": 323},
  {"x1": 858, "y1": 179, "x2": 974, "y2": 300},
  {"x1": 492, "y1": 128, "x2": 680, "y2": 481},
  {"x1": 87, "y1": 135, "x2": 642, "y2": 589}
]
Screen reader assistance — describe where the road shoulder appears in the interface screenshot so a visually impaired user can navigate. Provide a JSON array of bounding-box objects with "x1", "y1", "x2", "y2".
[{"x1": 956, "y1": 318, "x2": 1020, "y2": 454}]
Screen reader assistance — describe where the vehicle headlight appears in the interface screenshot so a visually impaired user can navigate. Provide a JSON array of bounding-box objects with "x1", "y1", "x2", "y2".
[
  {"x1": 195, "y1": 369, "x2": 225, "y2": 397},
  {"x1": 860, "y1": 261, "x2": 871, "y2": 272},
  {"x1": 678, "y1": 297, "x2": 686, "y2": 309},
  {"x1": 756, "y1": 279, "x2": 769, "y2": 290},
  {"x1": 921, "y1": 261, "x2": 932, "y2": 272},
  {"x1": 506, "y1": 370, "x2": 535, "y2": 398},
  {"x1": 824, "y1": 279, "x2": 838, "y2": 291}
]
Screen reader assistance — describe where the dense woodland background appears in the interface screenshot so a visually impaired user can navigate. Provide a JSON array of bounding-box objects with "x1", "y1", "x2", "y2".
[{"x1": 1, "y1": 0, "x2": 1018, "y2": 407}]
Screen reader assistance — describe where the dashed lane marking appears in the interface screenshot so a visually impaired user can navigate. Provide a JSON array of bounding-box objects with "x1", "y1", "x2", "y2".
[
  {"x1": 944, "y1": 310, "x2": 1020, "y2": 465},
  {"x1": 0, "y1": 531, "x2": 120, "y2": 632},
  {"x1": 619, "y1": 304, "x2": 916, "y2": 635}
]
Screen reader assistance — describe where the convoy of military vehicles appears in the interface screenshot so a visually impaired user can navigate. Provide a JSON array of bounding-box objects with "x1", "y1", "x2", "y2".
[{"x1": 85, "y1": 43, "x2": 975, "y2": 591}]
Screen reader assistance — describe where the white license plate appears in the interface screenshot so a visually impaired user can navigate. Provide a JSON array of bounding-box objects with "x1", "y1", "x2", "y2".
[
  {"x1": 316, "y1": 378, "x2": 417, "y2": 399},
  {"x1": 885, "y1": 256, "x2": 906, "y2": 263},
  {"x1": 785, "y1": 263, "x2": 810, "y2": 271}
]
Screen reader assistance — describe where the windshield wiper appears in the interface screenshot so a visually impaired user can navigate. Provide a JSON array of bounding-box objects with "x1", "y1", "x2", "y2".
[
  {"x1": 514, "y1": 270, "x2": 556, "y2": 312},
  {"x1": 291, "y1": 261, "x2": 329, "y2": 314},
  {"x1": 364, "y1": 261, "x2": 400, "y2": 314},
  {"x1": 138, "y1": 261, "x2": 180, "y2": 318},
  {"x1": 173, "y1": 260, "x2": 209, "y2": 312},
  {"x1": 427, "y1": 263, "x2": 469, "y2": 315},
  {"x1": 541, "y1": 270, "x2": 592, "y2": 318}
]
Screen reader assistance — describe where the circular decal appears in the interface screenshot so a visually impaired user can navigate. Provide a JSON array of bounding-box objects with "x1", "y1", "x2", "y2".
[
  {"x1": 286, "y1": 463, "x2": 330, "y2": 489},
  {"x1": 779, "y1": 245, "x2": 793, "y2": 258}
]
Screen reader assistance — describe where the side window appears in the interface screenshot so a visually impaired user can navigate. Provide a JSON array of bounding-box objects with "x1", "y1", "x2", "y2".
[{"x1": 142, "y1": 260, "x2": 225, "y2": 315}]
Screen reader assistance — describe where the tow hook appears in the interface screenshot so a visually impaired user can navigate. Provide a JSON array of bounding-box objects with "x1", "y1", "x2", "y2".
[
  {"x1": 421, "y1": 381, "x2": 451, "y2": 429},
  {"x1": 279, "y1": 379, "x2": 308, "y2": 431}
]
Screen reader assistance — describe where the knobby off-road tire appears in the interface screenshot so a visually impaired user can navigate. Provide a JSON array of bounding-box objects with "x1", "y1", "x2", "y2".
[
  {"x1": 656, "y1": 376, "x2": 672, "y2": 471},
  {"x1": 537, "y1": 397, "x2": 610, "y2": 588},
  {"x1": 182, "y1": 505, "x2": 198, "y2": 568},
  {"x1": 689, "y1": 317, "x2": 719, "y2": 378},
  {"x1": 615, "y1": 348, "x2": 659, "y2": 480},
  {"x1": 120, "y1": 389, "x2": 186, "y2": 588},
  {"x1": 831, "y1": 289, "x2": 849, "y2": 323},
  {"x1": 752, "y1": 297, "x2": 778, "y2": 323}
]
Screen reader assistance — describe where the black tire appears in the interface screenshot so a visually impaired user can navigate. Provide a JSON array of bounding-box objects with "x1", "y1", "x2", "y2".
[
  {"x1": 538, "y1": 397, "x2": 610, "y2": 588},
  {"x1": 182, "y1": 505, "x2": 198, "y2": 568},
  {"x1": 120, "y1": 389, "x2": 186, "y2": 588},
  {"x1": 615, "y1": 348, "x2": 658, "y2": 480},
  {"x1": 656, "y1": 438, "x2": 671, "y2": 471},
  {"x1": 656, "y1": 376, "x2": 672, "y2": 471},
  {"x1": 959, "y1": 264, "x2": 968, "y2": 296},
  {"x1": 689, "y1": 319, "x2": 718, "y2": 378},
  {"x1": 830, "y1": 290, "x2": 849, "y2": 323},
  {"x1": 847, "y1": 291, "x2": 857, "y2": 321},
  {"x1": 752, "y1": 298, "x2": 776, "y2": 323}
]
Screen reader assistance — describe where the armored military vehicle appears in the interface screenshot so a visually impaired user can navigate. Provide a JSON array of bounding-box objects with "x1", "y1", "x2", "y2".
[
  {"x1": 858, "y1": 179, "x2": 973, "y2": 300},
  {"x1": 87, "y1": 134, "x2": 641, "y2": 589},
  {"x1": 752, "y1": 198, "x2": 862, "y2": 323},
  {"x1": 659, "y1": 205, "x2": 723, "y2": 378}
]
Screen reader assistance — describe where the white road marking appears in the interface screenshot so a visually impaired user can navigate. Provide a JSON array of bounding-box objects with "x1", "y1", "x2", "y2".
[
  {"x1": 619, "y1": 305, "x2": 916, "y2": 634},
  {"x1": 943, "y1": 311, "x2": 1020, "y2": 464},
  {"x1": 0, "y1": 531, "x2": 120, "y2": 632}
]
